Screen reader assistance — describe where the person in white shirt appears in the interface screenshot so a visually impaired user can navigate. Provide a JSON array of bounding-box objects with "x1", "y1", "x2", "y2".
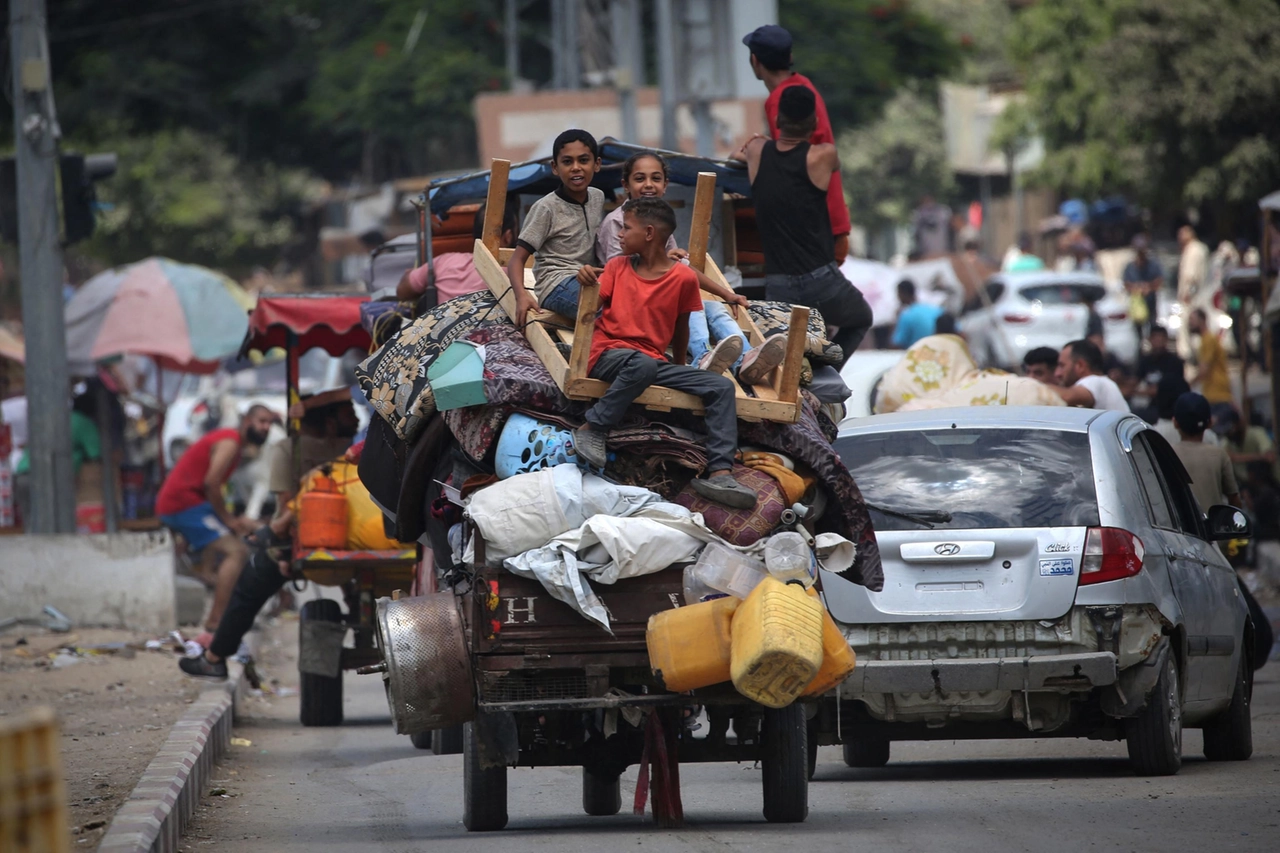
[{"x1": 1051, "y1": 339, "x2": 1131, "y2": 412}]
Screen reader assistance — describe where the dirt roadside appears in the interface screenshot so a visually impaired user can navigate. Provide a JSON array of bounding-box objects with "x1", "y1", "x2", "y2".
[{"x1": 0, "y1": 627, "x2": 202, "y2": 850}]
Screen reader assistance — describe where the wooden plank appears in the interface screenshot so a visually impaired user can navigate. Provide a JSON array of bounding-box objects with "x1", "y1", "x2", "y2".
[
  {"x1": 497, "y1": 247, "x2": 535, "y2": 268},
  {"x1": 481, "y1": 159, "x2": 511, "y2": 255},
  {"x1": 687, "y1": 171, "x2": 718, "y2": 273},
  {"x1": 567, "y1": 280, "x2": 600, "y2": 384},
  {"x1": 777, "y1": 306, "x2": 809, "y2": 411},
  {"x1": 474, "y1": 238, "x2": 570, "y2": 393}
]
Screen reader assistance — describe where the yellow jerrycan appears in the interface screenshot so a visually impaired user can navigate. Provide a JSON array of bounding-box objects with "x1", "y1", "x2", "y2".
[
  {"x1": 802, "y1": 588, "x2": 857, "y2": 696},
  {"x1": 647, "y1": 596, "x2": 740, "y2": 692},
  {"x1": 730, "y1": 575, "x2": 824, "y2": 708}
]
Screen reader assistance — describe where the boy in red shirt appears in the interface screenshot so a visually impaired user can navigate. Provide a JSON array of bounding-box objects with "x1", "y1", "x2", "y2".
[{"x1": 574, "y1": 198, "x2": 757, "y2": 509}]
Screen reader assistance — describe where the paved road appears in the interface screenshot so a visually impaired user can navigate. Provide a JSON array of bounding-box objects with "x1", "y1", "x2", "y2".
[{"x1": 183, "y1": 630, "x2": 1280, "y2": 853}]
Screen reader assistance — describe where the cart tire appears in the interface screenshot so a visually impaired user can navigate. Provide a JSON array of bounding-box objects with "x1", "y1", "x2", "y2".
[
  {"x1": 842, "y1": 737, "x2": 890, "y2": 768},
  {"x1": 409, "y1": 731, "x2": 433, "y2": 750},
  {"x1": 1202, "y1": 652, "x2": 1253, "y2": 762},
  {"x1": 582, "y1": 769, "x2": 622, "y2": 816},
  {"x1": 1125, "y1": 652, "x2": 1183, "y2": 776},
  {"x1": 761, "y1": 704, "x2": 808, "y2": 823},
  {"x1": 433, "y1": 725, "x2": 464, "y2": 755},
  {"x1": 806, "y1": 719, "x2": 818, "y2": 780},
  {"x1": 299, "y1": 599, "x2": 343, "y2": 727},
  {"x1": 463, "y1": 720, "x2": 508, "y2": 831}
]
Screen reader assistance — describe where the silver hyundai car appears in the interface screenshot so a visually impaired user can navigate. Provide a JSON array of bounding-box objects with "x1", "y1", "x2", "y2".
[{"x1": 821, "y1": 407, "x2": 1255, "y2": 776}]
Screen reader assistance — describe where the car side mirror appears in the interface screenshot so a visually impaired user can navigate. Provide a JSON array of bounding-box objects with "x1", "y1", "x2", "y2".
[{"x1": 1206, "y1": 505, "x2": 1251, "y2": 541}]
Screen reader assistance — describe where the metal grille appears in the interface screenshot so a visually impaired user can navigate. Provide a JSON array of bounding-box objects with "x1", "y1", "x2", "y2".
[
  {"x1": 479, "y1": 671, "x2": 589, "y2": 703},
  {"x1": 376, "y1": 594, "x2": 476, "y2": 734}
]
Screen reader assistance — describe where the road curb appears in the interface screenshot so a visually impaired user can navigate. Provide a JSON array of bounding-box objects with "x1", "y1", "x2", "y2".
[{"x1": 97, "y1": 657, "x2": 247, "y2": 853}]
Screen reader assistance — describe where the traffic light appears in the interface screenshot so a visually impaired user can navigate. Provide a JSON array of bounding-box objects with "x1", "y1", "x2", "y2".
[
  {"x1": 0, "y1": 151, "x2": 116, "y2": 245},
  {"x1": 60, "y1": 152, "x2": 117, "y2": 244}
]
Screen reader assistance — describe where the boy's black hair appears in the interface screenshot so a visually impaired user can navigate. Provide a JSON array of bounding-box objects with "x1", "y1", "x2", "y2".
[
  {"x1": 1022, "y1": 346, "x2": 1058, "y2": 371},
  {"x1": 552, "y1": 129, "x2": 600, "y2": 161},
  {"x1": 470, "y1": 199, "x2": 519, "y2": 241},
  {"x1": 934, "y1": 313, "x2": 957, "y2": 335},
  {"x1": 621, "y1": 197, "x2": 677, "y2": 239},
  {"x1": 621, "y1": 150, "x2": 668, "y2": 183},
  {"x1": 896, "y1": 279, "x2": 916, "y2": 302}
]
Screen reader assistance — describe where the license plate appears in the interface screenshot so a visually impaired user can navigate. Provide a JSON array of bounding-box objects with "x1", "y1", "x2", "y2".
[{"x1": 1039, "y1": 558, "x2": 1075, "y2": 576}]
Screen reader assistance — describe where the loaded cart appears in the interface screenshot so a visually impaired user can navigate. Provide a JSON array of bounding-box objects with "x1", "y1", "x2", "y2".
[
  {"x1": 372, "y1": 535, "x2": 818, "y2": 831},
  {"x1": 242, "y1": 294, "x2": 422, "y2": 727},
  {"x1": 354, "y1": 147, "x2": 884, "y2": 829}
]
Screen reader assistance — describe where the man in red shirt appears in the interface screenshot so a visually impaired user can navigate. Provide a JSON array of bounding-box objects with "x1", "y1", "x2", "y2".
[
  {"x1": 743, "y1": 24, "x2": 851, "y2": 263},
  {"x1": 573, "y1": 198, "x2": 756, "y2": 509},
  {"x1": 157, "y1": 405, "x2": 275, "y2": 641}
]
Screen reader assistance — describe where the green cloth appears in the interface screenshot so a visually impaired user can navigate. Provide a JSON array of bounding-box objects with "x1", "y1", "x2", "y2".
[{"x1": 15, "y1": 411, "x2": 102, "y2": 476}]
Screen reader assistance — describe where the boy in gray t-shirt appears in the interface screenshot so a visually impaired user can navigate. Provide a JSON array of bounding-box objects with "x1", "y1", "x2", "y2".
[{"x1": 506, "y1": 129, "x2": 605, "y2": 327}]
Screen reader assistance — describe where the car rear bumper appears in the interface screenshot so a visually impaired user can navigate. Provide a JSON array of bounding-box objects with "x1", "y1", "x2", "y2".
[{"x1": 845, "y1": 651, "x2": 1118, "y2": 695}]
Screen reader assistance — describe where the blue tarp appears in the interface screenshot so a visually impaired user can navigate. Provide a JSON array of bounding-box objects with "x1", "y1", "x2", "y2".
[{"x1": 427, "y1": 138, "x2": 752, "y2": 216}]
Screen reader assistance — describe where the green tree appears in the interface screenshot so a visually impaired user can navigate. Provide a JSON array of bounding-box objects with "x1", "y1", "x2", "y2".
[
  {"x1": 780, "y1": 0, "x2": 960, "y2": 132},
  {"x1": 1011, "y1": 0, "x2": 1280, "y2": 213},
  {"x1": 838, "y1": 86, "x2": 954, "y2": 231},
  {"x1": 81, "y1": 129, "x2": 323, "y2": 275}
]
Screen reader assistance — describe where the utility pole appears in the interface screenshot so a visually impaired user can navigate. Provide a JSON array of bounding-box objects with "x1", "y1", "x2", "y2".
[
  {"x1": 610, "y1": 0, "x2": 642, "y2": 143},
  {"x1": 655, "y1": 0, "x2": 678, "y2": 150},
  {"x1": 9, "y1": 0, "x2": 75, "y2": 534}
]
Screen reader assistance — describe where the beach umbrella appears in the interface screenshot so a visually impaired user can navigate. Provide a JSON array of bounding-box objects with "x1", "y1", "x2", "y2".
[{"x1": 65, "y1": 258, "x2": 254, "y2": 375}]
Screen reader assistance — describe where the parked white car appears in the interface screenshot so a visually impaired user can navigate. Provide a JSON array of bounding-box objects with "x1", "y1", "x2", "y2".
[{"x1": 959, "y1": 272, "x2": 1139, "y2": 370}]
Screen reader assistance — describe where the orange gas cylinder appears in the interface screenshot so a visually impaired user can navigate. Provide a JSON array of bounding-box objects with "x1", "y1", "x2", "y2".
[{"x1": 297, "y1": 469, "x2": 348, "y2": 549}]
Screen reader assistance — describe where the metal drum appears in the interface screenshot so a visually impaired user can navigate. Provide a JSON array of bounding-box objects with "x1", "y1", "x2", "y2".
[{"x1": 374, "y1": 593, "x2": 476, "y2": 734}]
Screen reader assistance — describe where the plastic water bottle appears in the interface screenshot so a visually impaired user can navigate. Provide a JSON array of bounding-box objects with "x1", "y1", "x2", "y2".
[
  {"x1": 690, "y1": 542, "x2": 769, "y2": 599},
  {"x1": 764, "y1": 532, "x2": 816, "y2": 587}
]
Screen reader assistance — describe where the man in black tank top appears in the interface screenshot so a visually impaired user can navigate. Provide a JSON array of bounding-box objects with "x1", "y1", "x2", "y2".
[{"x1": 740, "y1": 87, "x2": 872, "y2": 366}]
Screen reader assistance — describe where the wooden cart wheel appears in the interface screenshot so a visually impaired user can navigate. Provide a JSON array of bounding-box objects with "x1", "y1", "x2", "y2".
[{"x1": 299, "y1": 599, "x2": 343, "y2": 727}]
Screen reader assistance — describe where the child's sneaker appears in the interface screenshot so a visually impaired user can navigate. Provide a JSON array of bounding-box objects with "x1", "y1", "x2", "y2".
[
  {"x1": 696, "y1": 336, "x2": 743, "y2": 376},
  {"x1": 690, "y1": 473, "x2": 758, "y2": 509},
  {"x1": 737, "y1": 334, "x2": 787, "y2": 386},
  {"x1": 573, "y1": 427, "x2": 609, "y2": 469}
]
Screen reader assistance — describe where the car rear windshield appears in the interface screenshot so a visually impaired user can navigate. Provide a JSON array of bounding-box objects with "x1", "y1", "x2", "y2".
[
  {"x1": 1017, "y1": 283, "x2": 1106, "y2": 305},
  {"x1": 836, "y1": 428, "x2": 1101, "y2": 531}
]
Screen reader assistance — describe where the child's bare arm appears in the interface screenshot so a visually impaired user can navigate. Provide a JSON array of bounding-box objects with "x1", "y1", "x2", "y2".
[
  {"x1": 671, "y1": 313, "x2": 690, "y2": 366},
  {"x1": 694, "y1": 269, "x2": 749, "y2": 317},
  {"x1": 506, "y1": 245, "x2": 536, "y2": 330}
]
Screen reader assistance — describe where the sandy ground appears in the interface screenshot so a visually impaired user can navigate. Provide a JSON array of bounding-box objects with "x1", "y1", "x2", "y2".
[{"x1": 0, "y1": 627, "x2": 202, "y2": 850}]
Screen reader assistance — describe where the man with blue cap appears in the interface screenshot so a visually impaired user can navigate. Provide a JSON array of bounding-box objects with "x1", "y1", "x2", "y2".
[{"x1": 741, "y1": 24, "x2": 851, "y2": 263}]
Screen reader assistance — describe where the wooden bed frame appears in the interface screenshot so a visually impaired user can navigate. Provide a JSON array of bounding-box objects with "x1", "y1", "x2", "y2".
[{"x1": 471, "y1": 158, "x2": 807, "y2": 424}]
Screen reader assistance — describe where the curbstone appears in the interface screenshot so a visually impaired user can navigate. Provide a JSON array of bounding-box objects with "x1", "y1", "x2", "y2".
[{"x1": 97, "y1": 655, "x2": 247, "y2": 853}]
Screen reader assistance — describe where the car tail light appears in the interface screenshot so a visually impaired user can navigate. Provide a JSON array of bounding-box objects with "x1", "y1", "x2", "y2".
[
  {"x1": 1079, "y1": 527, "x2": 1145, "y2": 585},
  {"x1": 1001, "y1": 313, "x2": 1033, "y2": 324},
  {"x1": 1105, "y1": 310, "x2": 1128, "y2": 321}
]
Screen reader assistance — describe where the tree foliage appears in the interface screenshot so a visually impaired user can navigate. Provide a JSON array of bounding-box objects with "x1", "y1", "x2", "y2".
[
  {"x1": 83, "y1": 128, "x2": 322, "y2": 272},
  {"x1": 1011, "y1": 0, "x2": 1280, "y2": 210},
  {"x1": 838, "y1": 86, "x2": 954, "y2": 230},
  {"x1": 779, "y1": 0, "x2": 960, "y2": 133}
]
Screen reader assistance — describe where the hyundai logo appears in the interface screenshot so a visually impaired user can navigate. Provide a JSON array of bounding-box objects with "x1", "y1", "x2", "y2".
[{"x1": 934, "y1": 543, "x2": 961, "y2": 556}]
